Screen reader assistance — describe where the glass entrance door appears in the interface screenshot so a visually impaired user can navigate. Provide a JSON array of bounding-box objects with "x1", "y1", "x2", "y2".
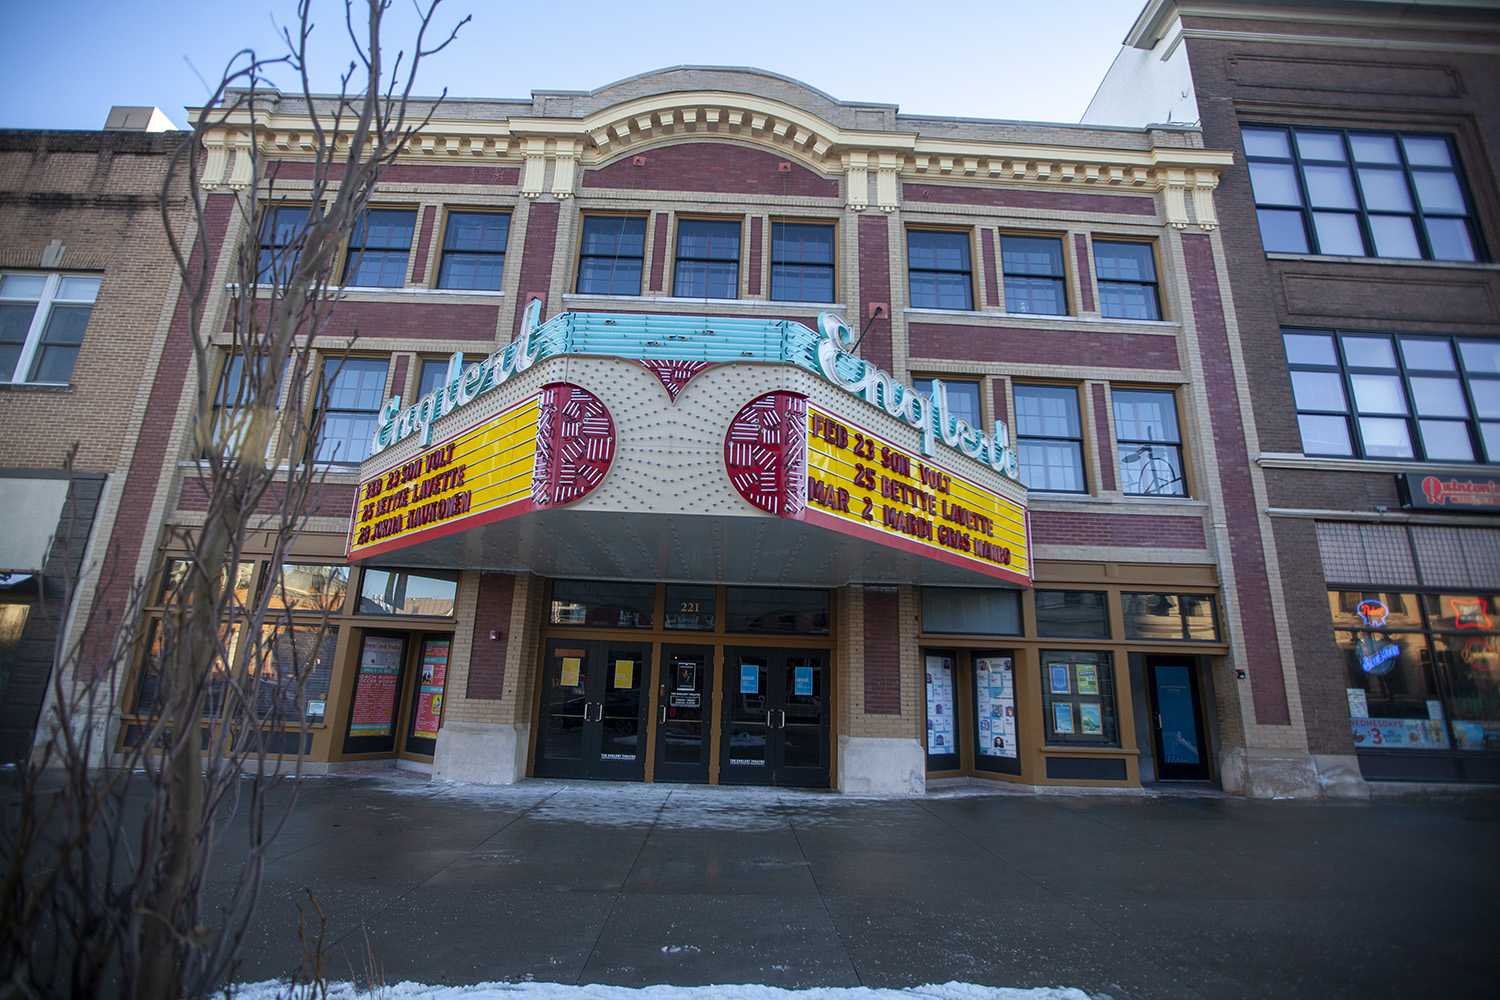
[
  {"x1": 1146, "y1": 655, "x2": 1211, "y2": 781},
  {"x1": 720, "y1": 647, "x2": 829, "y2": 787},
  {"x1": 653, "y1": 645, "x2": 715, "y2": 783},
  {"x1": 536, "y1": 639, "x2": 651, "y2": 780}
]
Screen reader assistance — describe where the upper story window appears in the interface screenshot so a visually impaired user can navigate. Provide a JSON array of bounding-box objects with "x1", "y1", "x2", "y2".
[
  {"x1": 309, "y1": 357, "x2": 388, "y2": 465},
  {"x1": 1285, "y1": 329, "x2": 1500, "y2": 462},
  {"x1": 1094, "y1": 242, "x2": 1161, "y2": 320},
  {"x1": 1243, "y1": 126, "x2": 1481, "y2": 262},
  {"x1": 0, "y1": 272, "x2": 99, "y2": 384},
  {"x1": 256, "y1": 205, "x2": 313, "y2": 284},
  {"x1": 438, "y1": 212, "x2": 509, "y2": 290},
  {"x1": 1015, "y1": 383, "x2": 1086, "y2": 493},
  {"x1": 577, "y1": 216, "x2": 646, "y2": 295},
  {"x1": 908, "y1": 231, "x2": 973, "y2": 310},
  {"x1": 674, "y1": 219, "x2": 741, "y2": 299},
  {"x1": 770, "y1": 222, "x2": 834, "y2": 302},
  {"x1": 1113, "y1": 388, "x2": 1185, "y2": 496},
  {"x1": 1001, "y1": 235, "x2": 1067, "y2": 315},
  {"x1": 342, "y1": 209, "x2": 416, "y2": 287},
  {"x1": 913, "y1": 377, "x2": 982, "y2": 431}
]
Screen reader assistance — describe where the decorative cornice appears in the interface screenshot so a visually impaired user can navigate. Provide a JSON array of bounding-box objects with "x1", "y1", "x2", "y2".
[{"x1": 193, "y1": 90, "x2": 1235, "y2": 226}]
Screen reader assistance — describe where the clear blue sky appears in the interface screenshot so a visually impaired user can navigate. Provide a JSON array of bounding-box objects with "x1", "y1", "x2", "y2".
[{"x1": 0, "y1": 1, "x2": 1146, "y2": 131}]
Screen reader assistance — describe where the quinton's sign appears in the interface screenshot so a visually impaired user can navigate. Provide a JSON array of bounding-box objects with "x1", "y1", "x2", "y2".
[{"x1": 367, "y1": 304, "x2": 1020, "y2": 484}]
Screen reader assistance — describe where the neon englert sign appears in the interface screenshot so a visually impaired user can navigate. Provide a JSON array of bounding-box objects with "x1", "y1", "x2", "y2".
[{"x1": 368, "y1": 304, "x2": 1020, "y2": 481}]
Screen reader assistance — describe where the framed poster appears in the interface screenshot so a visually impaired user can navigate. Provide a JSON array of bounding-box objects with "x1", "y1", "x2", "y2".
[
  {"x1": 349, "y1": 635, "x2": 402, "y2": 737},
  {"x1": 410, "y1": 636, "x2": 450, "y2": 740},
  {"x1": 974, "y1": 656, "x2": 1017, "y2": 760},
  {"x1": 1052, "y1": 702, "x2": 1075, "y2": 735},
  {"x1": 1076, "y1": 664, "x2": 1098, "y2": 695},
  {"x1": 1049, "y1": 663, "x2": 1071, "y2": 695},
  {"x1": 925, "y1": 654, "x2": 957, "y2": 757},
  {"x1": 1079, "y1": 702, "x2": 1102, "y2": 735}
]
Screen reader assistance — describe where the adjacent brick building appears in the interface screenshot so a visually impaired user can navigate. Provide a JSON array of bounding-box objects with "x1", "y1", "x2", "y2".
[
  {"x1": 0, "y1": 122, "x2": 188, "y2": 762},
  {"x1": 1089, "y1": 0, "x2": 1500, "y2": 787}
]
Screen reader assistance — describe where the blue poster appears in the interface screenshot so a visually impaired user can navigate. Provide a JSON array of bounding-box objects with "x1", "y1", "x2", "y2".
[
  {"x1": 794, "y1": 666, "x2": 813, "y2": 696},
  {"x1": 1049, "y1": 663, "x2": 1071, "y2": 695},
  {"x1": 740, "y1": 663, "x2": 759, "y2": 694}
]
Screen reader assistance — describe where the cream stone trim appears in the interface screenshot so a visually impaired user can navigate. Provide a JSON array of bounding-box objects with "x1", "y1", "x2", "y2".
[{"x1": 193, "y1": 90, "x2": 1234, "y2": 229}]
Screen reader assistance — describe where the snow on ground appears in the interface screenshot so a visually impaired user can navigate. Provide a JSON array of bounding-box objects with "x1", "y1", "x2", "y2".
[{"x1": 224, "y1": 981, "x2": 1095, "y2": 1000}]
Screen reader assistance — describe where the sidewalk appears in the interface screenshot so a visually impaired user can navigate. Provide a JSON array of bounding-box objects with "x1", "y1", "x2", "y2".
[{"x1": 213, "y1": 774, "x2": 1498, "y2": 999}]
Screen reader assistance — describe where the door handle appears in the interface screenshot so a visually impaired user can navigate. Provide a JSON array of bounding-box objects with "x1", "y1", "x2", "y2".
[
  {"x1": 779, "y1": 710, "x2": 786, "y2": 729},
  {"x1": 588, "y1": 703, "x2": 603, "y2": 723},
  {"x1": 1155, "y1": 713, "x2": 1163, "y2": 730},
  {"x1": 765, "y1": 709, "x2": 773, "y2": 727},
  {"x1": 660, "y1": 704, "x2": 668, "y2": 724}
]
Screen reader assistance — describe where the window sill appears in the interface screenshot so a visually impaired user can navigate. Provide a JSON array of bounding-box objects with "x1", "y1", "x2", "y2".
[
  {"x1": 0, "y1": 381, "x2": 73, "y2": 393},
  {"x1": 903, "y1": 307, "x2": 1179, "y2": 330},
  {"x1": 562, "y1": 293, "x2": 846, "y2": 312},
  {"x1": 178, "y1": 459, "x2": 363, "y2": 482},
  {"x1": 1265, "y1": 253, "x2": 1498, "y2": 271},
  {"x1": 1259, "y1": 452, "x2": 1500, "y2": 475},
  {"x1": 244, "y1": 284, "x2": 506, "y2": 300}
]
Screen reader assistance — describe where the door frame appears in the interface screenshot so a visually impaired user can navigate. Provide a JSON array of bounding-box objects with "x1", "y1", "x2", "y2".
[
  {"x1": 1144, "y1": 654, "x2": 1212, "y2": 781},
  {"x1": 534, "y1": 638, "x2": 653, "y2": 780}
]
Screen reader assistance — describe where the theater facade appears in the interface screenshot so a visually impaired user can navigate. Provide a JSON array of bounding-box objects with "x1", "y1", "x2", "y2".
[{"x1": 103, "y1": 67, "x2": 1329, "y2": 795}]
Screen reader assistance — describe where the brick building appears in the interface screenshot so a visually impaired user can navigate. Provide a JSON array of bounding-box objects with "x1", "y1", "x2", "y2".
[
  {"x1": 63, "y1": 62, "x2": 1316, "y2": 797},
  {"x1": 0, "y1": 121, "x2": 188, "y2": 763},
  {"x1": 1088, "y1": 0, "x2": 1500, "y2": 786}
]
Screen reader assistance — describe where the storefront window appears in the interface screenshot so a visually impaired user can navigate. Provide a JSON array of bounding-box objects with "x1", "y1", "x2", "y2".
[
  {"x1": 1041, "y1": 651, "x2": 1118, "y2": 747},
  {"x1": 266, "y1": 564, "x2": 350, "y2": 614},
  {"x1": 158, "y1": 558, "x2": 255, "y2": 609},
  {"x1": 1122, "y1": 593, "x2": 1219, "y2": 641},
  {"x1": 134, "y1": 620, "x2": 335, "y2": 724},
  {"x1": 921, "y1": 588, "x2": 1021, "y2": 635},
  {"x1": 358, "y1": 568, "x2": 457, "y2": 617},
  {"x1": 548, "y1": 580, "x2": 655, "y2": 628},
  {"x1": 1034, "y1": 590, "x2": 1109, "y2": 639},
  {"x1": 664, "y1": 584, "x2": 716, "y2": 631},
  {"x1": 1424, "y1": 594, "x2": 1500, "y2": 751},
  {"x1": 1333, "y1": 591, "x2": 1454, "y2": 751},
  {"x1": 724, "y1": 587, "x2": 829, "y2": 635}
]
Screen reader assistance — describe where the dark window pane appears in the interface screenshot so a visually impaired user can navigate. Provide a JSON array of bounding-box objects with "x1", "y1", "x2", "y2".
[
  {"x1": 577, "y1": 217, "x2": 646, "y2": 295},
  {"x1": 548, "y1": 580, "x2": 655, "y2": 628},
  {"x1": 1034, "y1": 590, "x2": 1109, "y2": 638},
  {"x1": 724, "y1": 587, "x2": 829, "y2": 634},
  {"x1": 1256, "y1": 209, "x2": 1310, "y2": 253},
  {"x1": 921, "y1": 588, "x2": 1021, "y2": 635},
  {"x1": 358, "y1": 568, "x2": 457, "y2": 616}
]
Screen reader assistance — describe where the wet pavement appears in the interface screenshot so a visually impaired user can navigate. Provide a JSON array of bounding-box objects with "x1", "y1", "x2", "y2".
[{"x1": 198, "y1": 775, "x2": 1498, "y2": 998}]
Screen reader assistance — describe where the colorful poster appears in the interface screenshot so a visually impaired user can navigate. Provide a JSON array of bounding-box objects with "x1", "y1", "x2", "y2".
[
  {"x1": 1349, "y1": 717, "x2": 1449, "y2": 750},
  {"x1": 613, "y1": 658, "x2": 635, "y2": 689},
  {"x1": 794, "y1": 666, "x2": 813, "y2": 696},
  {"x1": 349, "y1": 636, "x2": 402, "y2": 736},
  {"x1": 1076, "y1": 664, "x2": 1098, "y2": 695},
  {"x1": 411, "y1": 637, "x2": 450, "y2": 739},
  {"x1": 1079, "y1": 702, "x2": 1102, "y2": 735},
  {"x1": 975, "y1": 657, "x2": 1017, "y2": 759},
  {"x1": 740, "y1": 663, "x2": 759, "y2": 694},
  {"x1": 1049, "y1": 663, "x2": 1070, "y2": 695},
  {"x1": 925, "y1": 654, "x2": 956, "y2": 755},
  {"x1": 560, "y1": 656, "x2": 582, "y2": 688},
  {"x1": 676, "y1": 662, "x2": 698, "y2": 691},
  {"x1": 1052, "y1": 702, "x2": 1075, "y2": 735}
]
